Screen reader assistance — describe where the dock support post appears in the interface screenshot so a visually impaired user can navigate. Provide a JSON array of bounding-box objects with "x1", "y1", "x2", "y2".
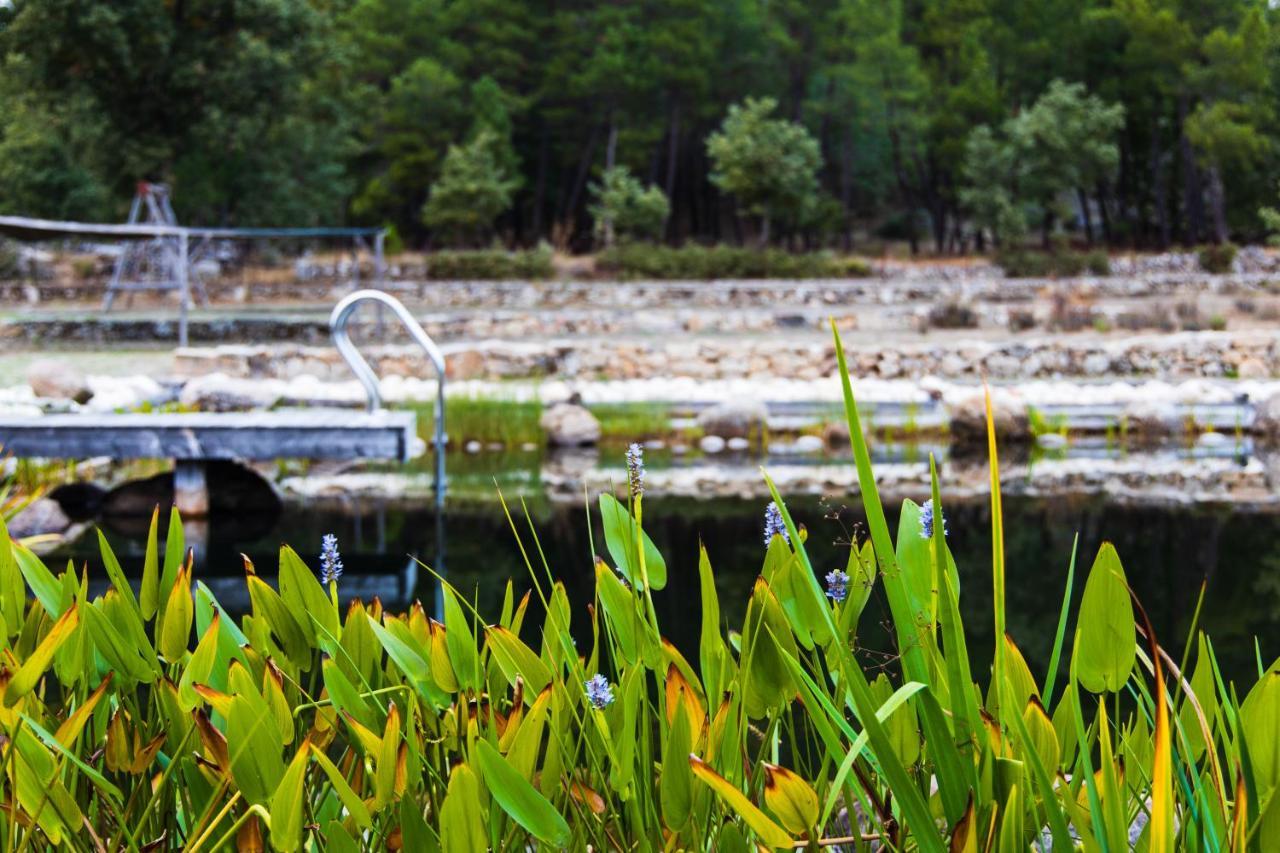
[
  {"x1": 173, "y1": 460, "x2": 209, "y2": 517},
  {"x1": 177, "y1": 229, "x2": 190, "y2": 347}
]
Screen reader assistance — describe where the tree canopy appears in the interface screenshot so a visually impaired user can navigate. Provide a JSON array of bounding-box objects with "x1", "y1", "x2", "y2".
[{"x1": 1, "y1": 0, "x2": 1278, "y2": 251}]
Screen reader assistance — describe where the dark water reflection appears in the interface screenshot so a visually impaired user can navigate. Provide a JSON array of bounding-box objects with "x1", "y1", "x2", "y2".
[{"x1": 72, "y1": 491, "x2": 1280, "y2": 688}]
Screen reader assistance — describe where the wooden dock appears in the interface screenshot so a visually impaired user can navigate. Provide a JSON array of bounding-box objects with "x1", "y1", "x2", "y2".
[{"x1": 0, "y1": 410, "x2": 417, "y2": 515}]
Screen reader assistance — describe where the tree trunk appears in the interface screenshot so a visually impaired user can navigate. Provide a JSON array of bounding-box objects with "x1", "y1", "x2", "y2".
[
  {"x1": 1177, "y1": 94, "x2": 1205, "y2": 246},
  {"x1": 1150, "y1": 117, "x2": 1170, "y2": 249},
  {"x1": 1206, "y1": 165, "x2": 1228, "y2": 243},
  {"x1": 758, "y1": 212, "x2": 771, "y2": 248},
  {"x1": 664, "y1": 102, "x2": 680, "y2": 243},
  {"x1": 562, "y1": 122, "x2": 602, "y2": 242},
  {"x1": 1096, "y1": 180, "x2": 1113, "y2": 246},
  {"x1": 532, "y1": 122, "x2": 550, "y2": 241},
  {"x1": 1077, "y1": 188, "x2": 1093, "y2": 246}
]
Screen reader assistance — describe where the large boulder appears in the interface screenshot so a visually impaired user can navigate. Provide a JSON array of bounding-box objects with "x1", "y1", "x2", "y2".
[
  {"x1": 7, "y1": 498, "x2": 72, "y2": 539},
  {"x1": 948, "y1": 393, "x2": 1031, "y2": 447},
  {"x1": 178, "y1": 373, "x2": 280, "y2": 412},
  {"x1": 540, "y1": 401, "x2": 601, "y2": 446},
  {"x1": 696, "y1": 400, "x2": 768, "y2": 439},
  {"x1": 1257, "y1": 392, "x2": 1280, "y2": 438},
  {"x1": 27, "y1": 360, "x2": 93, "y2": 404}
]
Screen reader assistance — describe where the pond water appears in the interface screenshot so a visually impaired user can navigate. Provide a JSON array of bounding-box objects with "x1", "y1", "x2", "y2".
[{"x1": 73, "y1": 487, "x2": 1280, "y2": 689}]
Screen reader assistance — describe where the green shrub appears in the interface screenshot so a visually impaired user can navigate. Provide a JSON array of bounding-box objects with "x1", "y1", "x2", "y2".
[
  {"x1": 424, "y1": 245, "x2": 553, "y2": 280},
  {"x1": 0, "y1": 239, "x2": 20, "y2": 278},
  {"x1": 996, "y1": 247, "x2": 1112, "y2": 278},
  {"x1": 595, "y1": 244, "x2": 870, "y2": 280},
  {"x1": 1197, "y1": 242, "x2": 1237, "y2": 274},
  {"x1": 590, "y1": 166, "x2": 669, "y2": 244}
]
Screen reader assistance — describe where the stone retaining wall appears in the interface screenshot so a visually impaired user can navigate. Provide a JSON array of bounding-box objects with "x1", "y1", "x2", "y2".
[{"x1": 175, "y1": 330, "x2": 1279, "y2": 383}]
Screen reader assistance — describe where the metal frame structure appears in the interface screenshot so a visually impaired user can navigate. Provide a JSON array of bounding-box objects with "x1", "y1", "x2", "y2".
[{"x1": 0, "y1": 210, "x2": 386, "y2": 346}]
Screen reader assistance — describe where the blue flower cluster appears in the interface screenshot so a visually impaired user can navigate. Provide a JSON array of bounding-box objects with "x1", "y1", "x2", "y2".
[
  {"x1": 763, "y1": 501, "x2": 790, "y2": 546},
  {"x1": 824, "y1": 569, "x2": 849, "y2": 602},
  {"x1": 319, "y1": 533, "x2": 343, "y2": 584},
  {"x1": 919, "y1": 499, "x2": 948, "y2": 540},
  {"x1": 584, "y1": 673, "x2": 615, "y2": 709},
  {"x1": 626, "y1": 443, "x2": 645, "y2": 497}
]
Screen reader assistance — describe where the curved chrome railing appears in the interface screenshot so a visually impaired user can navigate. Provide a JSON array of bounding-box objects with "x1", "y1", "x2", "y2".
[{"x1": 329, "y1": 289, "x2": 447, "y2": 477}]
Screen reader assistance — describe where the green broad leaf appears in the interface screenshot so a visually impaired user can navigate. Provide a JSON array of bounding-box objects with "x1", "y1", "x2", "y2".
[
  {"x1": 12, "y1": 727, "x2": 83, "y2": 845},
  {"x1": 157, "y1": 566, "x2": 193, "y2": 662},
  {"x1": 82, "y1": 600, "x2": 155, "y2": 685},
  {"x1": 178, "y1": 612, "x2": 225, "y2": 710},
  {"x1": 373, "y1": 702, "x2": 402, "y2": 809},
  {"x1": 367, "y1": 614, "x2": 448, "y2": 706},
  {"x1": 101, "y1": 587, "x2": 161, "y2": 673},
  {"x1": 311, "y1": 745, "x2": 373, "y2": 829},
  {"x1": 278, "y1": 544, "x2": 339, "y2": 645},
  {"x1": 599, "y1": 493, "x2": 667, "y2": 589},
  {"x1": 247, "y1": 575, "x2": 312, "y2": 670},
  {"x1": 594, "y1": 560, "x2": 641, "y2": 666},
  {"x1": 0, "y1": 514, "x2": 28, "y2": 634},
  {"x1": 323, "y1": 822, "x2": 361, "y2": 853},
  {"x1": 1240, "y1": 671, "x2": 1280, "y2": 795},
  {"x1": 5, "y1": 605, "x2": 79, "y2": 705},
  {"x1": 474, "y1": 738, "x2": 571, "y2": 846},
  {"x1": 140, "y1": 505, "x2": 161, "y2": 620},
  {"x1": 869, "y1": 673, "x2": 921, "y2": 767},
  {"x1": 1073, "y1": 542, "x2": 1136, "y2": 693},
  {"x1": 440, "y1": 763, "x2": 486, "y2": 853},
  {"x1": 322, "y1": 657, "x2": 377, "y2": 731},
  {"x1": 660, "y1": 706, "x2": 694, "y2": 830},
  {"x1": 442, "y1": 585, "x2": 481, "y2": 691},
  {"x1": 15, "y1": 542, "x2": 66, "y2": 618},
  {"x1": 96, "y1": 527, "x2": 140, "y2": 619},
  {"x1": 268, "y1": 744, "x2": 311, "y2": 852},
  {"x1": 227, "y1": 693, "x2": 287, "y2": 806},
  {"x1": 485, "y1": 625, "x2": 551, "y2": 699},
  {"x1": 398, "y1": 798, "x2": 438, "y2": 853},
  {"x1": 158, "y1": 506, "x2": 185, "y2": 620},
  {"x1": 894, "y1": 499, "x2": 935, "y2": 623},
  {"x1": 506, "y1": 686, "x2": 551, "y2": 781},
  {"x1": 740, "y1": 578, "x2": 796, "y2": 719},
  {"x1": 698, "y1": 546, "x2": 733, "y2": 699}
]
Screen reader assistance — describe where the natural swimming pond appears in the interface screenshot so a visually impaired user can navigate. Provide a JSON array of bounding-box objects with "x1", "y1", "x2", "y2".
[{"x1": 69, "y1": 486, "x2": 1280, "y2": 689}]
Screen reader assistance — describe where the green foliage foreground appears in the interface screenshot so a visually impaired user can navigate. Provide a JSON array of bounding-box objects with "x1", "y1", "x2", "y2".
[{"x1": 1, "y1": 325, "x2": 1278, "y2": 851}]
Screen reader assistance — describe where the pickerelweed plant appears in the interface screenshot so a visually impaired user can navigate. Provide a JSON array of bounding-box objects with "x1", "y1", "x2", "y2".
[{"x1": 0, "y1": 322, "x2": 1277, "y2": 851}]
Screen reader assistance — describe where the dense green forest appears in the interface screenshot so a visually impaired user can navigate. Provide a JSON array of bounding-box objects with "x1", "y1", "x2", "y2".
[{"x1": 0, "y1": 0, "x2": 1277, "y2": 252}]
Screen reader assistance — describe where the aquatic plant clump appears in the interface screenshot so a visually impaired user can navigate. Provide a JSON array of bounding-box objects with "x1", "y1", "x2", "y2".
[{"x1": 0, "y1": 322, "x2": 1274, "y2": 851}]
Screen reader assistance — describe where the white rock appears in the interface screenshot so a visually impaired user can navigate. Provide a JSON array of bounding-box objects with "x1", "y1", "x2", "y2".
[
  {"x1": 27, "y1": 360, "x2": 93, "y2": 404},
  {"x1": 726, "y1": 437, "x2": 750, "y2": 451},
  {"x1": 699, "y1": 435, "x2": 726, "y2": 454},
  {"x1": 793, "y1": 435, "x2": 825, "y2": 453},
  {"x1": 539, "y1": 402, "x2": 601, "y2": 446}
]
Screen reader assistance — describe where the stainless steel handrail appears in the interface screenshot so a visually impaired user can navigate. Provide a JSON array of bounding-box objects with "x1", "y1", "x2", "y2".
[{"x1": 329, "y1": 289, "x2": 447, "y2": 472}]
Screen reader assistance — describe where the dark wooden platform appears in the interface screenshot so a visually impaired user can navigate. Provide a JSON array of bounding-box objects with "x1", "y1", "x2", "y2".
[{"x1": 0, "y1": 410, "x2": 417, "y2": 462}]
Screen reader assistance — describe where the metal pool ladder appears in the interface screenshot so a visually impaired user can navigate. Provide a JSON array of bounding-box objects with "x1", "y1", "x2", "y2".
[{"x1": 330, "y1": 289, "x2": 447, "y2": 491}]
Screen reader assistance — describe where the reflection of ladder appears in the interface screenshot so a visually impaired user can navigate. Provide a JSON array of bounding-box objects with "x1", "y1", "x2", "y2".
[{"x1": 103, "y1": 182, "x2": 208, "y2": 310}]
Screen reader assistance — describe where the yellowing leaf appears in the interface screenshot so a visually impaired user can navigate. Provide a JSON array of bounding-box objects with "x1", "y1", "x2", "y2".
[
  {"x1": 689, "y1": 753, "x2": 792, "y2": 848},
  {"x1": 762, "y1": 762, "x2": 820, "y2": 836},
  {"x1": 5, "y1": 605, "x2": 79, "y2": 705}
]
